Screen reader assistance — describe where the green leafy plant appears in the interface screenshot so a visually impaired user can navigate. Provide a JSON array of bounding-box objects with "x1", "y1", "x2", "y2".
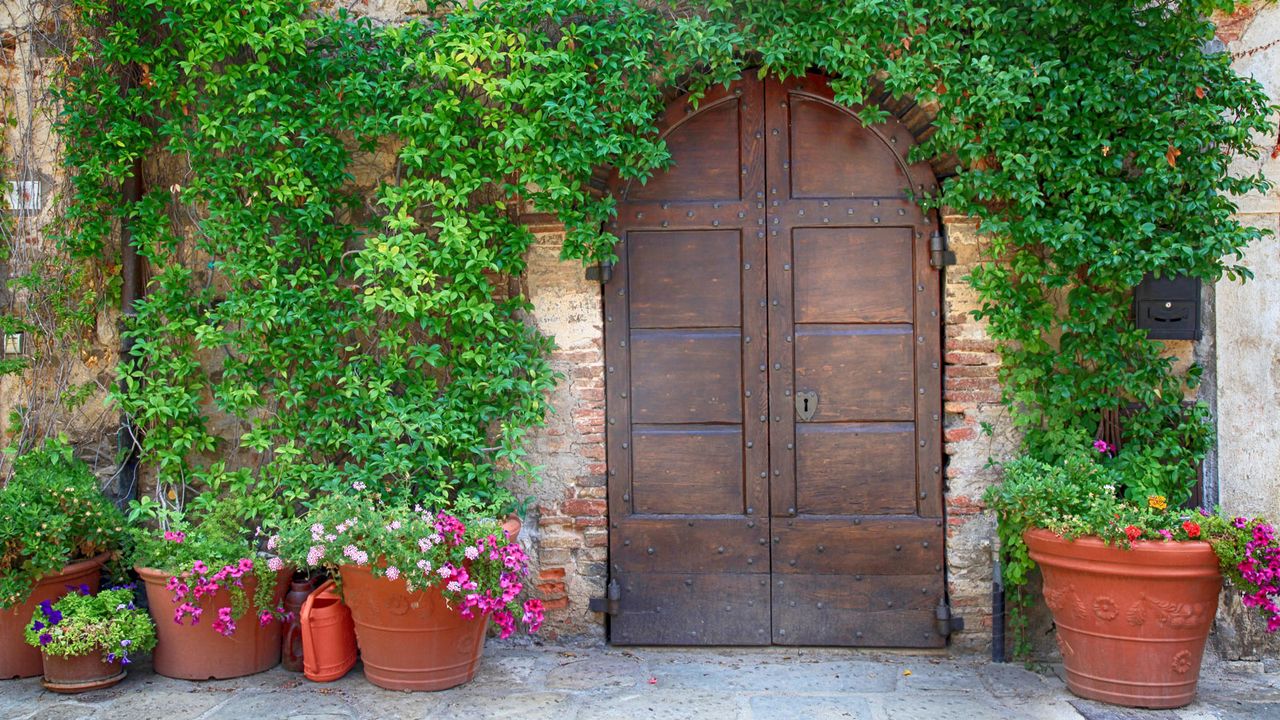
[
  {"x1": 58, "y1": 0, "x2": 1272, "y2": 653},
  {"x1": 274, "y1": 487, "x2": 543, "y2": 638},
  {"x1": 25, "y1": 586, "x2": 156, "y2": 664},
  {"x1": 0, "y1": 437, "x2": 126, "y2": 609},
  {"x1": 985, "y1": 443, "x2": 1280, "y2": 637}
]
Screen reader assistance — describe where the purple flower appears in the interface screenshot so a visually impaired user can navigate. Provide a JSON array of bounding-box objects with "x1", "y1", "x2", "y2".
[
  {"x1": 120, "y1": 639, "x2": 131, "y2": 647},
  {"x1": 120, "y1": 656, "x2": 131, "y2": 666},
  {"x1": 38, "y1": 633, "x2": 51, "y2": 646},
  {"x1": 31, "y1": 620, "x2": 43, "y2": 631},
  {"x1": 77, "y1": 584, "x2": 90, "y2": 596},
  {"x1": 1092, "y1": 439, "x2": 1113, "y2": 454}
]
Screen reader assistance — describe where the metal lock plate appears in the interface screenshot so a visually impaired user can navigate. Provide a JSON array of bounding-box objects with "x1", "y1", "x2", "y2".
[{"x1": 795, "y1": 391, "x2": 818, "y2": 422}]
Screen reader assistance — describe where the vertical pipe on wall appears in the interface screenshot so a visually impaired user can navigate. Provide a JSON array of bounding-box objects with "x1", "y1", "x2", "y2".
[
  {"x1": 113, "y1": 60, "x2": 144, "y2": 507},
  {"x1": 992, "y1": 536, "x2": 1006, "y2": 663}
]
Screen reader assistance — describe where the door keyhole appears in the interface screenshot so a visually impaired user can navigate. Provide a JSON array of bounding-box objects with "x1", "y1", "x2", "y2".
[{"x1": 796, "y1": 391, "x2": 819, "y2": 422}]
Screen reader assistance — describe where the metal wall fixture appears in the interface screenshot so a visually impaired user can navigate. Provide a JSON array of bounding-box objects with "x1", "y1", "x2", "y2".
[
  {"x1": 1, "y1": 330, "x2": 25, "y2": 358},
  {"x1": 1134, "y1": 273, "x2": 1201, "y2": 340}
]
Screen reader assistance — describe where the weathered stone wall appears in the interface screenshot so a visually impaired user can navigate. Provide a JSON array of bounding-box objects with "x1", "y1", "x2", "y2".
[
  {"x1": 938, "y1": 218, "x2": 1015, "y2": 653},
  {"x1": 0, "y1": 2, "x2": 121, "y2": 482},
  {"x1": 519, "y1": 219, "x2": 609, "y2": 642},
  {"x1": 1211, "y1": 1, "x2": 1280, "y2": 661}
]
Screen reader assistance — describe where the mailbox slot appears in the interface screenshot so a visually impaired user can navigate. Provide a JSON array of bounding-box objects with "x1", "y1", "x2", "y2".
[{"x1": 1134, "y1": 274, "x2": 1201, "y2": 340}]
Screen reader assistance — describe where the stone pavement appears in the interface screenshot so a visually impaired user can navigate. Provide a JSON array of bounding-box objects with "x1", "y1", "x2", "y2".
[{"x1": 2, "y1": 645, "x2": 1280, "y2": 720}]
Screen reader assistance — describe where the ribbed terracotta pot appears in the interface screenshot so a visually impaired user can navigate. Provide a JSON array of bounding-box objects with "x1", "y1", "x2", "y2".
[
  {"x1": 0, "y1": 553, "x2": 108, "y2": 680},
  {"x1": 337, "y1": 516, "x2": 519, "y2": 691},
  {"x1": 137, "y1": 566, "x2": 290, "y2": 680},
  {"x1": 340, "y1": 564, "x2": 488, "y2": 691},
  {"x1": 1025, "y1": 528, "x2": 1222, "y2": 709},
  {"x1": 40, "y1": 649, "x2": 125, "y2": 694}
]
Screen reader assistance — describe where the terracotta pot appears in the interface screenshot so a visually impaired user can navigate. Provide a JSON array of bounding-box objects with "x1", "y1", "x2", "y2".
[
  {"x1": 137, "y1": 565, "x2": 290, "y2": 680},
  {"x1": 0, "y1": 553, "x2": 108, "y2": 680},
  {"x1": 502, "y1": 515, "x2": 522, "y2": 541},
  {"x1": 340, "y1": 564, "x2": 487, "y2": 691},
  {"x1": 300, "y1": 579, "x2": 357, "y2": 683},
  {"x1": 40, "y1": 649, "x2": 125, "y2": 693},
  {"x1": 1025, "y1": 528, "x2": 1222, "y2": 709}
]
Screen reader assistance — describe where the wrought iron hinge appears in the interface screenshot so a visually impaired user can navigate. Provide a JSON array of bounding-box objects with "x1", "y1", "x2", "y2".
[
  {"x1": 930, "y1": 230, "x2": 957, "y2": 269},
  {"x1": 585, "y1": 260, "x2": 614, "y2": 284},
  {"x1": 935, "y1": 602, "x2": 965, "y2": 637},
  {"x1": 589, "y1": 578, "x2": 621, "y2": 615}
]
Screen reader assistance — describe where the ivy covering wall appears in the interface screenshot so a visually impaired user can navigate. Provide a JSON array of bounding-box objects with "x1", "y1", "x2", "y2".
[{"x1": 56, "y1": 1, "x2": 1271, "y2": 546}]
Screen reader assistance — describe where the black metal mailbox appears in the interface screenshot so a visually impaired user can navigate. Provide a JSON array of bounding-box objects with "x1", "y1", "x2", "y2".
[{"x1": 1134, "y1": 273, "x2": 1201, "y2": 340}]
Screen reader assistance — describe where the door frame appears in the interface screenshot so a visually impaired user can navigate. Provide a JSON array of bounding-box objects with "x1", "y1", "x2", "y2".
[{"x1": 600, "y1": 71, "x2": 949, "y2": 646}]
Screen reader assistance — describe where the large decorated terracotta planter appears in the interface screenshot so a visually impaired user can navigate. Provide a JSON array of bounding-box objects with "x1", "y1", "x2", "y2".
[
  {"x1": 340, "y1": 564, "x2": 488, "y2": 691},
  {"x1": 137, "y1": 566, "x2": 289, "y2": 680},
  {"x1": 1025, "y1": 528, "x2": 1222, "y2": 709},
  {"x1": 0, "y1": 553, "x2": 108, "y2": 680}
]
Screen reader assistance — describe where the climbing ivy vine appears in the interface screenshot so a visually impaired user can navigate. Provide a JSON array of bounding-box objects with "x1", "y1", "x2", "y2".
[{"x1": 60, "y1": 0, "x2": 1272, "y2": 644}]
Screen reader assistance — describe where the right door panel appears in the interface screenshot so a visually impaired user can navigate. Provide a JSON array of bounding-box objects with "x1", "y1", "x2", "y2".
[{"x1": 764, "y1": 76, "x2": 947, "y2": 648}]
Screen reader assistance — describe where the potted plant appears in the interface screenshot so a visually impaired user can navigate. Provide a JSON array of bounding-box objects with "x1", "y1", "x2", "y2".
[
  {"x1": 985, "y1": 442, "x2": 1280, "y2": 709},
  {"x1": 276, "y1": 487, "x2": 543, "y2": 691},
  {"x1": 130, "y1": 503, "x2": 290, "y2": 680},
  {"x1": 24, "y1": 585, "x2": 156, "y2": 693},
  {"x1": 0, "y1": 438, "x2": 126, "y2": 679}
]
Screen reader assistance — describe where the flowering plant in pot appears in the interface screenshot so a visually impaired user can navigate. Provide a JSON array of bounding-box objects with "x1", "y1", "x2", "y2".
[
  {"x1": 275, "y1": 486, "x2": 543, "y2": 691},
  {"x1": 985, "y1": 441, "x2": 1280, "y2": 709},
  {"x1": 24, "y1": 585, "x2": 156, "y2": 693},
  {"x1": 129, "y1": 502, "x2": 289, "y2": 680},
  {"x1": 0, "y1": 437, "x2": 127, "y2": 679}
]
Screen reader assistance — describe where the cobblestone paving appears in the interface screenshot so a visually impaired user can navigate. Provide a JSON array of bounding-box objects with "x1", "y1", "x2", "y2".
[{"x1": 2, "y1": 645, "x2": 1279, "y2": 719}]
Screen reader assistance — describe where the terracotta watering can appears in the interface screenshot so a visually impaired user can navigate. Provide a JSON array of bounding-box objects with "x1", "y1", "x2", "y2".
[{"x1": 300, "y1": 579, "x2": 358, "y2": 682}]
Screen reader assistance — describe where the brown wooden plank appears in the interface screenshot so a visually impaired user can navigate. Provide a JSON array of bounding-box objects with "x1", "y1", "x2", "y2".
[
  {"x1": 614, "y1": 518, "x2": 768, "y2": 574},
  {"x1": 628, "y1": 230, "x2": 742, "y2": 329},
  {"x1": 632, "y1": 426, "x2": 744, "y2": 515},
  {"x1": 737, "y1": 76, "x2": 772, "y2": 528},
  {"x1": 765, "y1": 76, "x2": 799, "y2": 521},
  {"x1": 630, "y1": 329, "x2": 742, "y2": 424},
  {"x1": 628, "y1": 99, "x2": 743, "y2": 202},
  {"x1": 795, "y1": 423, "x2": 917, "y2": 515},
  {"x1": 772, "y1": 516, "x2": 944, "y2": 576},
  {"x1": 787, "y1": 95, "x2": 912, "y2": 199},
  {"x1": 773, "y1": 573, "x2": 944, "y2": 647},
  {"x1": 793, "y1": 228, "x2": 914, "y2": 324},
  {"x1": 794, "y1": 325, "x2": 914, "y2": 421},
  {"x1": 611, "y1": 572, "x2": 771, "y2": 646}
]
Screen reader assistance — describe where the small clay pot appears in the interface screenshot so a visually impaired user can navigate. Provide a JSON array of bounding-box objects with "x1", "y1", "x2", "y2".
[
  {"x1": 40, "y1": 649, "x2": 125, "y2": 694},
  {"x1": 0, "y1": 554, "x2": 108, "y2": 680}
]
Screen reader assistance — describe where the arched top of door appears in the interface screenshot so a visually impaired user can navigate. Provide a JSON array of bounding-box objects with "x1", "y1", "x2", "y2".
[{"x1": 602, "y1": 71, "x2": 953, "y2": 204}]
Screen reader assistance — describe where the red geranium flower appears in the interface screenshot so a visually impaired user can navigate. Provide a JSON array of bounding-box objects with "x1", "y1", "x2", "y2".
[
  {"x1": 1183, "y1": 521, "x2": 1201, "y2": 539},
  {"x1": 1124, "y1": 525, "x2": 1142, "y2": 542}
]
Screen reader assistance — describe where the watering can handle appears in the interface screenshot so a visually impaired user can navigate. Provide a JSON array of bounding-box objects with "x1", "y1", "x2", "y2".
[
  {"x1": 299, "y1": 579, "x2": 337, "y2": 664},
  {"x1": 284, "y1": 620, "x2": 301, "y2": 662}
]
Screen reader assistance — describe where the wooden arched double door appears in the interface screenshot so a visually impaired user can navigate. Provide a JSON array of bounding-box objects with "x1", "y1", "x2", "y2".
[{"x1": 603, "y1": 74, "x2": 946, "y2": 647}]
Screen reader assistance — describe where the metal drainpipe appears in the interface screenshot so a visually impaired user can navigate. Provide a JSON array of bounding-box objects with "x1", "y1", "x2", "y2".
[
  {"x1": 114, "y1": 64, "x2": 144, "y2": 507},
  {"x1": 992, "y1": 534, "x2": 1006, "y2": 663}
]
